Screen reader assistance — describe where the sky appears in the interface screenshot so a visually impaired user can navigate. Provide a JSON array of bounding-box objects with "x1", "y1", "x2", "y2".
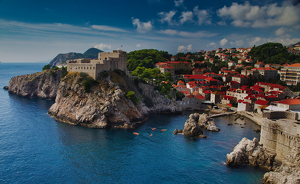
[{"x1": 0, "y1": 0, "x2": 300, "y2": 63}]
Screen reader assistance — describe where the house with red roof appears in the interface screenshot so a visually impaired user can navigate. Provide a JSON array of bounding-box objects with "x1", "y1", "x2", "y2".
[
  {"x1": 227, "y1": 81, "x2": 241, "y2": 89},
  {"x1": 254, "y1": 62, "x2": 264, "y2": 68},
  {"x1": 273, "y1": 98, "x2": 300, "y2": 111},
  {"x1": 221, "y1": 95, "x2": 236, "y2": 105},
  {"x1": 210, "y1": 91, "x2": 223, "y2": 104},
  {"x1": 232, "y1": 75, "x2": 249, "y2": 85},
  {"x1": 279, "y1": 63, "x2": 300, "y2": 85},
  {"x1": 254, "y1": 99, "x2": 269, "y2": 112},
  {"x1": 192, "y1": 68, "x2": 203, "y2": 75},
  {"x1": 252, "y1": 67, "x2": 278, "y2": 80},
  {"x1": 180, "y1": 94, "x2": 206, "y2": 110},
  {"x1": 237, "y1": 100, "x2": 252, "y2": 112}
]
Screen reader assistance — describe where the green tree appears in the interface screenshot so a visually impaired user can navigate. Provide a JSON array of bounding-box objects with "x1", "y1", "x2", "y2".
[{"x1": 43, "y1": 64, "x2": 51, "y2": 71}]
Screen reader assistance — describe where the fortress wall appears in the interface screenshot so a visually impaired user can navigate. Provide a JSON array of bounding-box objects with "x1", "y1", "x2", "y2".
[
  {"x1": 67, "y1": 63, "x2": 97, "y2": 79},
  {"x1": 263, "y1": 111, "x2": 298, "y2": 120},
  {"x1": 261, "y1": 118, "x2": 300, "y2": 160}
]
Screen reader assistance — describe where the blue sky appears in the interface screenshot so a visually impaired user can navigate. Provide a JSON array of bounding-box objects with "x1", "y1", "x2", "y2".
[{"x1": 0, "y1": 0, "x2": 299, "y2": 62}]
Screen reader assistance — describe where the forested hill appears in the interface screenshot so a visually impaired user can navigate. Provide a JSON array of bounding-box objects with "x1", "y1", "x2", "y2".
[
  {"x1": 127, "y1": 49, "x2": 172, "y2": 71},
  {"x1": 49, "y1": 48, "x2": 103, "y2": 66},
  {"x1": 248, "y1": 43, "x2": 300, "y2": 64}
]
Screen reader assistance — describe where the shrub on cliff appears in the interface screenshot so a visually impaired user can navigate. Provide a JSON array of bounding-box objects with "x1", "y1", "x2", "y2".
[
  {"x1": 126, "y1": 91, "x2": 139, "y2": 105},
  {"x1": 43, "y1": 64, "x2": 51, "y2": 71},
  {"x1": 83, "y1": 78, "x2": 99, "y2": 92}
]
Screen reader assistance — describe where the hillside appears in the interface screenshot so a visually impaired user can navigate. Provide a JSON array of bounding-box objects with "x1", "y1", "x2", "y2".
[
  {"x1": 49, "y1": 48, "x2": 103, "y2": 66},
  {"x1": 248, "y1": 42, "x2": 300, "y2": 64},
  {"x1": 127, "y1": 49, "x2": 172, "y2": 71}
]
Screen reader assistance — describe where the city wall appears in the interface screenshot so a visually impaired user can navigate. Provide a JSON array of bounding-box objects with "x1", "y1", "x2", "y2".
[{"x1": 260, "y1": 118, "x2": 300, "y2": 160}]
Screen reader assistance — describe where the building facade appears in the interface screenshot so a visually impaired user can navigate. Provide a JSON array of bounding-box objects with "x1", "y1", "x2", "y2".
[
  {"x1": 279, "y1": 63, "x2": 300, "y2": 85},
  {"x1": 67, "y1": 50, "x2": 127, "y2": 79}
]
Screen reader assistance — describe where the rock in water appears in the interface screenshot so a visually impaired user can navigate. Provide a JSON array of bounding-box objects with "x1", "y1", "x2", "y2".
[
  {"x1": 3, "y1": 86, "x2": 8, "y2": 90},
  {"x1": 226, "y1": 137, "x2": 277, "y2": 170},
  {"x1": 183, "y1": 113, "x2": 203, "y2": 136},
  {"x1": 198, "y1": 113, "x2": 220, "y2": 131}
]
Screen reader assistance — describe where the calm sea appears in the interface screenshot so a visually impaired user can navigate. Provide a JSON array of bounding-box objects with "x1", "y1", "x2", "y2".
[{"x1": 0, "y1": 63, "x2": 267, "y2": 184}]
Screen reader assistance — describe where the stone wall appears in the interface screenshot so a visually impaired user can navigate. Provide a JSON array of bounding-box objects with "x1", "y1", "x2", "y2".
[
  {"x1": 263, "y1": 111, "x2": 298, "y2": 120},
  {"x1": 260, "y1": 118, "x2": 300, "y2": 160}
]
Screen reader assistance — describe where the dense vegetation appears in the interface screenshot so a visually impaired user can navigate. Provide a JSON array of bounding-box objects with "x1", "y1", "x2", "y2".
[
  {"x1": 127, "y1": 49, "x2": 172, "y2": 71},
  {"x1": 248, "y1": 43, "x2": 300, "y2": 64}
]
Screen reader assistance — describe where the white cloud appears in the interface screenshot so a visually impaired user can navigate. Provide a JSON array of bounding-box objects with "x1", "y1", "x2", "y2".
[
  {"x1": 248, "y1": 37, "x2": 264, "y2": 46},
  {"x1": 207, "y1": 42, "x2": 217, "y2": 47},
  {"x1": 179, "y1": 11, "x2": 193, "y2": 24},
  {"x1": 91, "y1": 25, "x2": 128, "y2": 32},
  {"x1": 132, "y1": 18, "x2": 153, "y2": 33},
  {"x1": 217, "y1": 1, "x2": 300, "y2": 28},
  {"x1": 220, "y1": 38, "x2": 228, "y2": 46},
  {"x1": 174, "y1": 0, "x2": 184, "y2": 7},
  {"x1": 177, "y1": 44, "x2": 192, "y2": 52},
  {"x1": 136, "y1": 44, "x2": 141, "y2": 47},
  {"x1": 217, "y1": 21, "x2": 226, "y2": 26},
  {"x1": 230, "y1": 40, "x2": 244, "y2": 47},
  {"x1": 94, "y1": 43, "x2": 111, "y2": 50},
  {"x1": 0, "y1": 19, "x2": 118, "y2": 37},
  {"x1": 158, "y1": 10, "x2": 177, "y2": 25},
  {"x1": 275, "y1": 27, "x2": 286, "y2": 36},
  {"x1": 158, "y1": 29, "x2": 217, "y2": 38},
  {"x1": 193, "y1": 6, "x2": 212, "y2": 25}
]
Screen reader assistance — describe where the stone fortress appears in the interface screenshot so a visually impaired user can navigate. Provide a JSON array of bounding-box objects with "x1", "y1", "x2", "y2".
[{"x1": 67, "y1": 50, "x2": 127, "y2": 79}]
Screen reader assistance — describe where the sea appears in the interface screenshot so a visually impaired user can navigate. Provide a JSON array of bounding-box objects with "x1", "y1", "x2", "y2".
[{"x1": 0, "y1": 63, "x2": 267, "y2": 184}]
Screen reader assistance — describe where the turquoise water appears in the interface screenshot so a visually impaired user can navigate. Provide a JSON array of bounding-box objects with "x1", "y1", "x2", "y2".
[{"x1": 0, "y1": 63, "x2": 267, "y2": 183}]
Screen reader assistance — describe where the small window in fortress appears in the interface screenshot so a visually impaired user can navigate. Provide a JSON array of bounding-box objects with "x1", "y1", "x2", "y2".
[
  {"x1": 105, "y1": 57, "x2": 107, "y2": 60},
  {"x1": 90, "y1": 67, "x2": 91, "y2": 69},
  {"x1": 93, "y1": 67, "x2": 95, "y2": 69}
]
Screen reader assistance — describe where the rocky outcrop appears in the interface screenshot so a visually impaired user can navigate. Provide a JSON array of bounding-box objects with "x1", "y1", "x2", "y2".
[
  {"x1": 183, "y1": 113, "x2": 203, "y2": 136},
  {"x1": 262, "y1": 147, "x2": 300, "y2": 184},
  {"x1": 138, "y1": 83, "x2": 181, "y2": 113},
  {"x1": 173, "y1": 129, "x2": 183, "y2": 134},
  {"x1": 48, "y1": 71, "x2": 150, "y2": 128},
  {"x1": 8, "y1": 69, "x2": 65, "y2": 99},
  {"x1": 198, "y1": 114, "x2": 220, "y2": 132},
  {"x1": 226, "y1": 138, "x2": 278, "y2": 170}
]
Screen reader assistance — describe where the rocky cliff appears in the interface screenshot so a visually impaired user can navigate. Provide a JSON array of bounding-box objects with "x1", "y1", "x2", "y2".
[
  {"x1": 226, "y1": 137, "x2": 278, "y2": 170},
  {"x1": 48, "y1": 71, "x2": 150, "y2": 128},
  {"x1": 262, "y1": 147, "x2": 300, "y2": 184},
  {"x1": 137, "y1": 82, "x2": 181, "y2": 113},
  {"x1": 47, "y1": 70, "x2": 182, "y2": 129},
  {"x1": 8, "y1": 69, "x2": 66, "y2": 99}
]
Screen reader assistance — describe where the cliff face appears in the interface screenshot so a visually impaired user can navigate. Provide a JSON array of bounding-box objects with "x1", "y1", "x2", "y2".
[
  {"x1": 263, "y1": 147, "x2": 300, "y2": 184},
  {"x1": 48, "y1": 71, "x2": 150, "y2": 128},
  {"x1": 138, "y1": 83, "x2": 181, "y2": 113},
  {"x1": 226, "y1": 137, "x2": 278, "y2": 170},
  {"x1": 49, "y1": 53, "x2": 82, "y2": 66},
  {"x1": 8, "y1": 69, "x2": 65, "y2": 99}
]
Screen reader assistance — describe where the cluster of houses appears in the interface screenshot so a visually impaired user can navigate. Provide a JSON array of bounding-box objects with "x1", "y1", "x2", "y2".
[{"x1": 174, "y1": 76, "x2": 300, "y2": 113}]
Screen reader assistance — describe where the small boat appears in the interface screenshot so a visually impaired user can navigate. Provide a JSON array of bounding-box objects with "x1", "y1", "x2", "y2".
[
  {"x1": 133, "y1": 132, "x2": 139, "y2": 135},
  {"x1": 161, "y1": 129, "x2": 167, "y2": 132},
  {"x1": 152, "y1": 128, "x2": 156, "y2": 131},
  {"x1": 150, "y1": 134, "x2": 152, "y2": 137}
]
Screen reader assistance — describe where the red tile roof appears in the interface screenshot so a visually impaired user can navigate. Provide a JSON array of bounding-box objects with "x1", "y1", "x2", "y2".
[
  {"x1": 277, "y1": 99, "x2": 300, "y2": 105},
  {"x1": 255, "y1": 99, "x2": 269, "y2": 105}
]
